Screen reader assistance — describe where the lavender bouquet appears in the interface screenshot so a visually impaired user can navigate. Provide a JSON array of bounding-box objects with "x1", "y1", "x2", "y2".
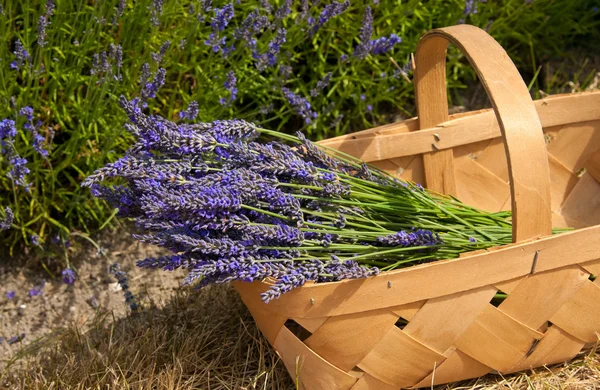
[{"x1": 84, "y1": 97, "x2": 516, "y2": 302}]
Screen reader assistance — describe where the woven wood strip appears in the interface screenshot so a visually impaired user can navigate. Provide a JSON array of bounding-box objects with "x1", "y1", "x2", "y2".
[
  {"x1": 550, "y1": 282, "x2": 600, "y2": 343},
  {"x1": 274, "y1": 327, "x2": 359, "y2": 389},
  {"x1": 402, "y1": 286, "x2": 497, "y2": 354},
  {"x1": 411, "y1": 350, "x2": 491, "y2": 388},
  {"x1": 294, "y1": 317, "x2": 327, "y2": 333},
  {"x1": 350, "y1": 373, "x2": 398, "y2": 390},
  {"x1": 546, "y1": 120, "x2": 600, "y2": 173},
  {"x1": 455, "y1": 305, "x2": 543, "y2": 372},
  {"x1": 497, "y1": 266, "x2": 589, "y2": 330},
  {"x1": 507, "y1": 325, "x2": 585, "y2": 373},
  {"x1": 389, "y1": 300, "x2": 426, "y2": 322},
  {"x1": 357, "y1": 327, "x2": 445, "y2": 388},
  {"x1": 585, "y1": 149, "x2": 600, "y2": 183},
  {"x1": 304, "y1": 308, "x2": 399, "y2": 372}
]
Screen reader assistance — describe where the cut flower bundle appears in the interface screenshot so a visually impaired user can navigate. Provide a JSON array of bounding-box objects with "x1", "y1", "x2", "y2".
[{"x1": 85, "y1": 97, "x2": 524, "y2": 302}]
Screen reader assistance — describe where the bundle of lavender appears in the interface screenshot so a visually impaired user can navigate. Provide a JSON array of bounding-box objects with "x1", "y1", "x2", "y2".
[{"x1": 84, "y1": 97, "x2": 516, "y2": 302}]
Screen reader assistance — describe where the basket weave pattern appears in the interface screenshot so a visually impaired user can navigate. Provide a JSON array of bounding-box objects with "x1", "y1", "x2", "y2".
[{"x1": 234, "y1": 25, "x2": 600, "y2": 389}]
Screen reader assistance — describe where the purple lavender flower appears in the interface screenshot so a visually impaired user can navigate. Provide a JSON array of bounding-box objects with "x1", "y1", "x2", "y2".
[
  {"x1": 340, "y1": 54, "x2": 348, "y2": 62},
  {"x1": 220, "y1": 70, "x2": 238, "y2": 105},
  {"x1": 279, "y1": 64, "x2": 293, "y2": 80},
  {"x1": 260, "y1": 0, "x2": 272, "y2": 13},
  {"x1": 28, "y1": 281, "x2": 45, "y2": 297},
  {"x1": 61, "y1": 268, "x2": 76, "y2": 284},
  {"x1": 6, "y1": 291, "x2": 15, "y2": 299},
  {"x1": 0, "y1": 119, "x2": 17, "y2": 140},
  {"x1": 6, "y1": 154, "x2": 30, "y2": 189},
  {"x1": 353, "y1": 7, "x2": 402, "y2": 58},
  {"x1": 370, "y1": 34, "x2": 402, "y2": 55},
  {"x1": 18, "y1": 107, "x2": 50, "y2": 157},
  {"x1": 109, "y1": 263, "x2": 139, "y2": 310},
  {"x1": 281, "y1": 87, "x2": 317, "y2": 124},
  {"x1": 116, "y1": 0, "x2": 126, "y2": 18},
  {"x1": 0, "y1": 207, "x2": 13, "y2": 231},
  {"x1": 10, "y1": 40, "x2": 29, "y2": 70},
  {"x1": 38, "y1": 15, "x2": 50, "y2": 47},
  {"x1": 30, "y1": 234, "x2": 40, "y2": 246},
  {"x1": 151, "y1": 0, "x2": 163, "y2": 26},
  {"x1": 273, "y1": 0, "x2": 292, "y2": 25},
  {"x1": 253, "y1": 28, "x2": 287, "y2": 71},
  {"x1": 376, "y1": 229, "x2": 442, "y2": 247},
  {"x1": 310, "y1": 1, "x2": 350, "y2": 35},
  {"x1": 141, "y1": 68, "x2": 166, "y2": 100},
  {"x1": 366, "y1": 104, "x2": 373, "y2": 112},
  {"x1": 210, "y1": 3, "x2": 234, "y2": 32},
  {"x1": 151, "y1": 40, "x2": 170, "y2": 64},
  {"x1": 179, "y1": 101, "x2": 199, "y2": 120},
  {"x1": 234, "y1": 10, "x2": 270, "y2": 41},
  {"x1": 354, "y1": 6, "x2": 373, "y2": 59},
  {"x1": 310, "y1": 72, "x2": 332, "y2": 97},
  {"x1": 7, "y1": 333, "x2": 25, "y2": 345}
]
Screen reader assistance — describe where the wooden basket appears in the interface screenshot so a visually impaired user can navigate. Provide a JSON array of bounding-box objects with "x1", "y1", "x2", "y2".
[{"x1": 233, "y1": 25, "x2": 600, "y2": 389}]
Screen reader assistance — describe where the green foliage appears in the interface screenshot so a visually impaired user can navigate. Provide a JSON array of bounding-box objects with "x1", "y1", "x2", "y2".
[{"x1": 0, "y1": 0, "x2": 598, "y2": 252}]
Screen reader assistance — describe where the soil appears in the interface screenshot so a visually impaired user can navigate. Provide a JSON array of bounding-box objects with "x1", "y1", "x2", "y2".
[{"x1": 0, "y1": 232, "x2": 184, "y2": 362}]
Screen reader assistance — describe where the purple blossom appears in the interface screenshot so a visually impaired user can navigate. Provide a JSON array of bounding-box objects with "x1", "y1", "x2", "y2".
[
  {"x1": 151, "y1": 0, "x2": 163, "y2": 26},
  {"x1": 366, "y1": 104, "x2": 373, "y2": 112},
  {"x1": 260, "y1": 0, "x2": 272, "y2": 13},
  {"x1": 62, "y1": 268, "x2": 76, "y2": 284},
  {"x1": 10, "y1": 40, "x2": 29, "y2": 70},
  {"x1": 6, "y1": 291, "x2": 15, "y2": 299},
  {"x1": 220, "y1": 70, "x2": 238, "y2": 105},
  {"x1": 38, "y1": 15, "x2": 50, "y2": 47},
  {"x1": 253, "y1": 28, "x2": 287, "y2": 70},
  {"x1": 354, "y1": 7, "x2": 402, "y2": 58},
  {"x1": 151, "y1": 40, "x2": 170, "y2": 64},
  {"x1": 234, "y1": 10, "x2": 270, "y2": 41},
  {"x1": 310, "y1": 72, "x2": 332, "y2": 97},
  {"x1": 0, "y1": 207, "x2": 13, "y2": 231},
  {"x1": 110, "y1": 263, "x2": 139, "y2": 310},
  {"x1": 30, "y1": 234, "x2": 40, "y2": 246},
  {"x1": 281, "y1": 87, "x2": 317, "y2": 124},
  {"x1": 310, "y1": 1, "x2": 350, "y2": 35},
  {"x1": 376, "y1": 229, "x2": 443, "y2": 247},
  {"x1": 273, "y1": 0, "x2": 292, "y2": 25},
  {"x1": 0, "y1": 119, "x2": 17, "y2": 140},
  {"x1": 6, "y1": 153, "x2": 30, "y2": 189},
  {"x1": 116, "y1": 0, "x2": 127, "y2": 18},
  {"x1": 7, "y1": 333, "x2": 25, "y2": 345},
  {"x1": 210, "y1": 3, "x2": 234, "y2": 32},
  {"x1": 141, "y1": 68, "x2": 166, "y2": 100},
  {"x1": 28, "y1": 281, "x2": 45, "y2": 297},
  {"x1": 179, "y1": 101, "x2": 199, "y2": 120},
  {"x1": 370, "y1": 34, "x2": 402, "y2": 55}
]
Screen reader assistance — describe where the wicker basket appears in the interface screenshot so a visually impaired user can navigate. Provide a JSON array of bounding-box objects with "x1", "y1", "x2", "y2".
[{"x1": 233, "y1": 25, "x2": 600, "y2": 389}]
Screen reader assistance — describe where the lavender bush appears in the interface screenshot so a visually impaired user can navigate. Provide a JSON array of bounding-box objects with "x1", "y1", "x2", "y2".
[
  {"x1": 1, "y1": 0, "x2": 598, "y2": 255},
  {"x1": 83, "y1": 97, "x2": 529, "y2": 302}
]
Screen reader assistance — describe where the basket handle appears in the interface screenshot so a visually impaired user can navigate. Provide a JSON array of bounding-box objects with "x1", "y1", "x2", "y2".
[{"x1": 414, "y1": 25, "x2": 552, "y2": 242}]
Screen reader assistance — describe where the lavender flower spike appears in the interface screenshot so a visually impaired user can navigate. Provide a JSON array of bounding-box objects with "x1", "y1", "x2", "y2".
[
  {"x1": 0, "y1": 207, "x2": 14, "y2": 231},
  {"x1": 282, "y1": 87, "x2": 317, "y2": 124},
  {"x1": 310, "y1": 1, "x2": 350, "y2": 35},
  {"x1": 62, "y1": 268, "x2": 76, "y2": 284}
]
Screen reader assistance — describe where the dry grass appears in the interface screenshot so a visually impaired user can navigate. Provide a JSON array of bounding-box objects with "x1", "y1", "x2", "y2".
[{"x1": 1, "y1": 285, "x2": 599, "y2": 390}]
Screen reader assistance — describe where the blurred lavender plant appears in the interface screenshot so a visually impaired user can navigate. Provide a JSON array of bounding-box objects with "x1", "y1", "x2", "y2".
[
  {"x1": 10, "y1": 40, "x2": 30, "y2": 70},
  {"x1": 309, "y1": 1, "x2": 350, "y2": 35},
  {"x1": 354, "y1": 6, "x2": 402, "y2": 59},
  {"x1": 220, "y1": 70, "x2": 238, "y2": 105},
  {"x1": 109, "y1": 263, "x2": 139, "y2": 311},
  {"x1": 61, "y1": 268, "x2": 76, "y2": 284}
]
